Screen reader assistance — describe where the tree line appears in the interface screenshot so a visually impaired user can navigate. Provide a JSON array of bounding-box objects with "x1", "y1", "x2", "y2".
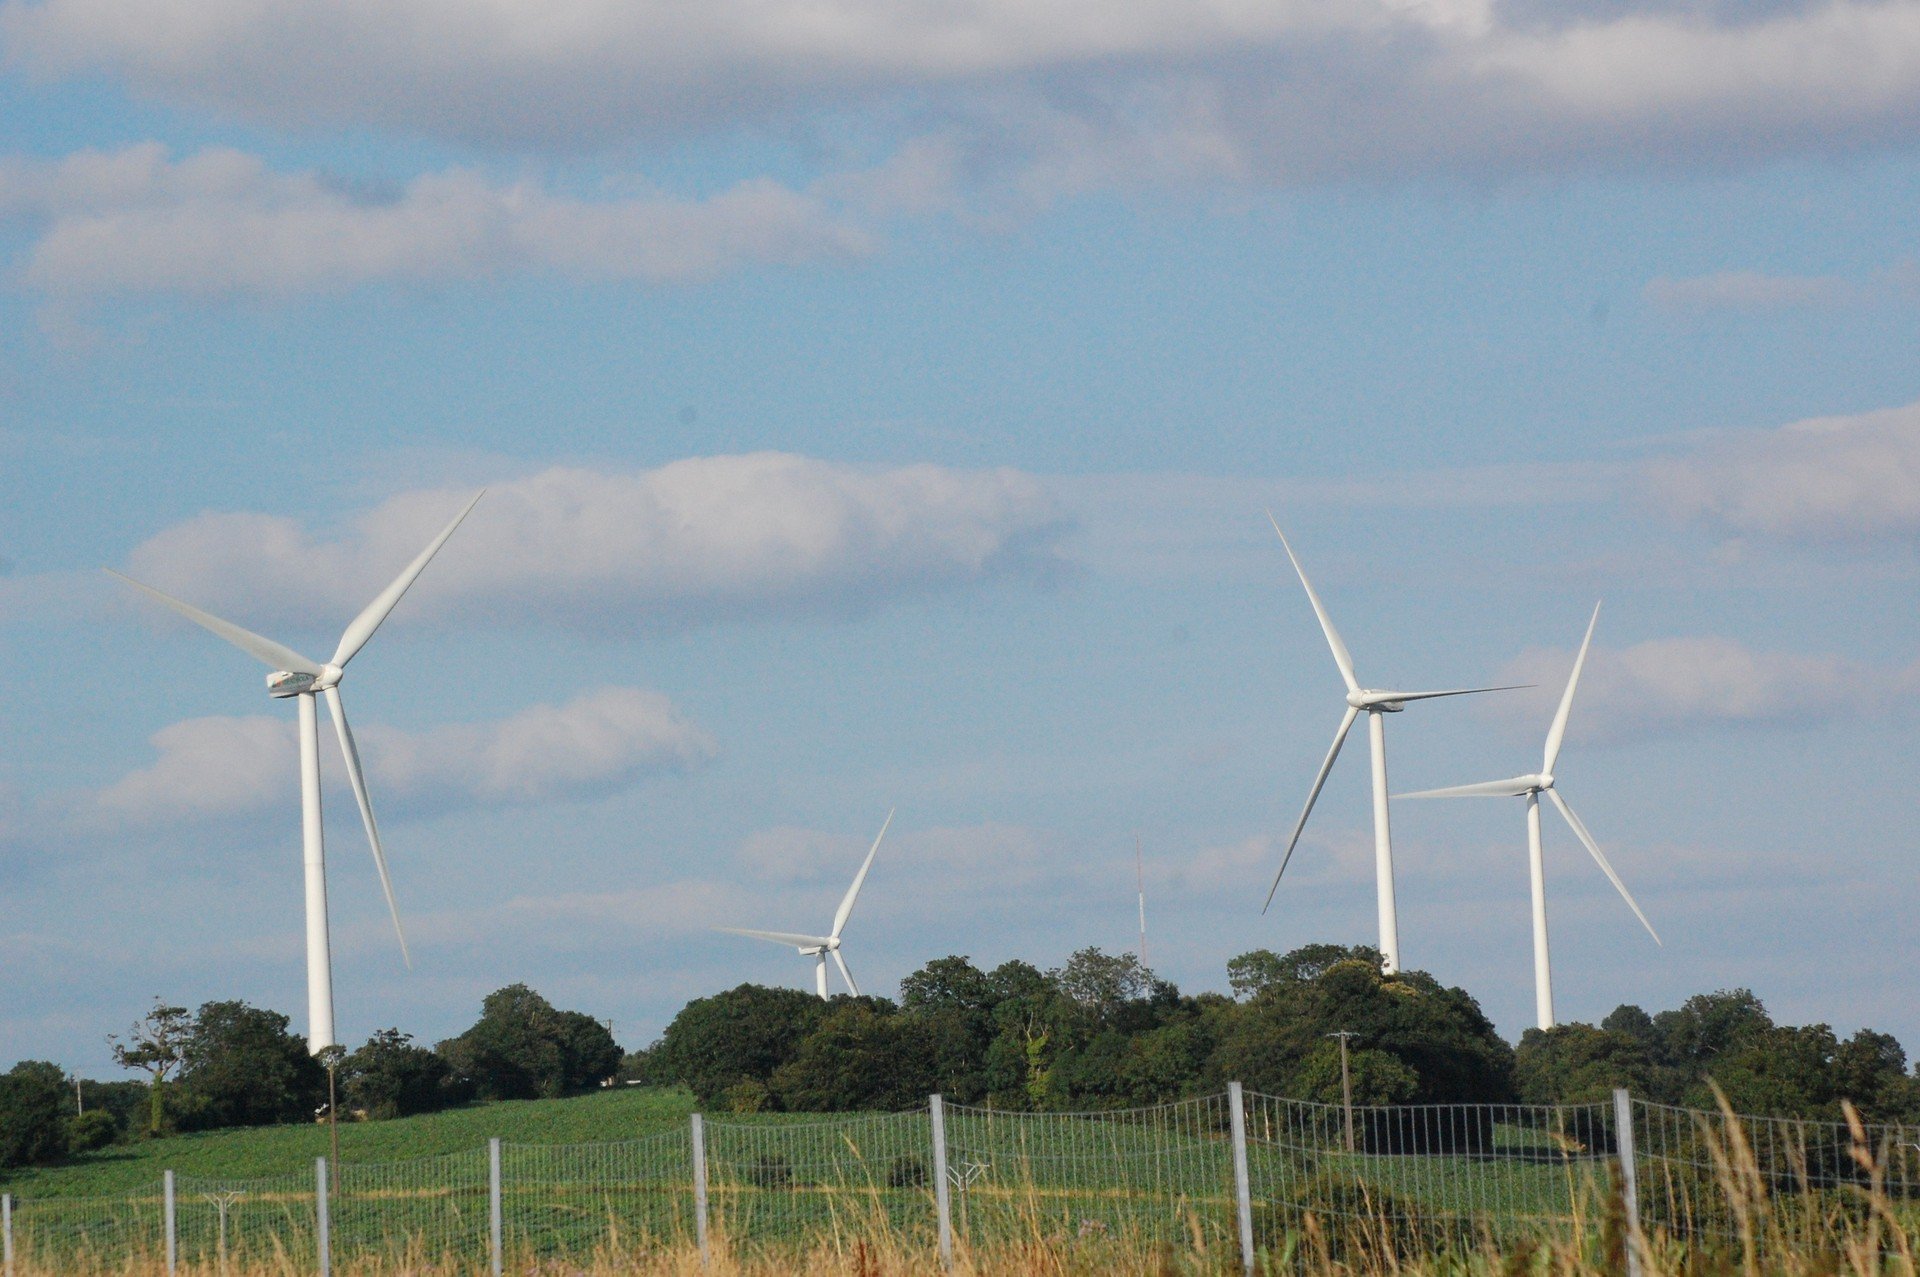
[
  {"x1": 5, "y1": 945, "x2": 1916, "y2": 1172},
  {"x1": 1, "y1": 983, "x2": 619, "y2": 1170},
  {"x1": 638, "y1": 945, "x2": 1920, "y2": 1125}
]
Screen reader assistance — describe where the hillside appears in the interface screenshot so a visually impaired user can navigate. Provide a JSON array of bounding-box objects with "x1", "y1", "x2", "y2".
[{"x1": 0, "y1": 1086, "x2": 698, "y2": 1198}]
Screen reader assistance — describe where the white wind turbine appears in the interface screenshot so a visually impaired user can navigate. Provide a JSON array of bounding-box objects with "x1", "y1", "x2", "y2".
[
  {"x1": 1262, "y1": 515, "x2": 1523, "y2": 975},
  {"x1": 717, "y1": 810, "x2": 893, "y2": 999},
  {"x1": 106, "y1": 493, "x2": 482, "y2": 1054},
  {"x1": 1398, "y1": 602, "x2": 1661, "y2": 1030}
]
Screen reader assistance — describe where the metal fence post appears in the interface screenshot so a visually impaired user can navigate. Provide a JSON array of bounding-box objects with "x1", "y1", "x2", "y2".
[
  {"x1": 930, "y1": 1094, "x2": 953, "y2": 1269},
  {"x1": 163, "y1": 1169, "x2": 177, "y2": 1276},
  {"x1": 1227, "y1": 1082, "x2": 1255, "y2": 1276},
  {"x1": 1613, "y1": 1087, "x2": 1642, "y2": 1277},
  {"x1": 3, "y1": 1191, "x2": 13, "y2": 1277},
  {"x1": 315, "y1": 1156, "x2": 331, "y2": 1277},
  {"x1": 488, "y1": 1138, "x2": 503, "y2": 1277},
  {"x1": 690, "y1": 1113, "x2": 710, "y2": 1267}
]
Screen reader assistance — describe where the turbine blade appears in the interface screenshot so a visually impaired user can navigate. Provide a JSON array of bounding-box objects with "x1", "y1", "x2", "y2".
[
  {"x1": 1263, "y1": 705, "x2": 1360, "y2": 913},
  {"x1": 831, "y1": 948, "x2": 859, "y2": 997},
  {"x1": 1544, "y1": 602, "x2": 1601, "y2": 775},
  {"x1": 330, "y1": 491, "x2": 484, "y2": 669},
  {"x1": 1266, "y1": 513, "x2": 1359, "y2": 693},
  {"x1": 1546, "y1": 788, "x2": 1661, "y2": 946},
  {"x1": 1397, "y1": 776, "x2": 1536, "y2": 799},
  {"x1": 714, "y1": 926, "x2": 835, "y2": 949},
  {"x1": 1372, "y1": 685, "x2": 1532, "y2": 704},
  {"x1": 324, "y1": 687, "x2": 409, "y2": 968},
  {"x1": 831, "y1": 808, "x2": 893, "y2": 940},
  {"x1": 104, "y1": 570, "x2": 323, "y2": 675}
]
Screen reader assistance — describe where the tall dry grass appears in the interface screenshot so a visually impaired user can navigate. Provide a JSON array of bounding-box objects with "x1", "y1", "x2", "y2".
[{"x1": 12, "y1": 1092, "x2": 1917, "y2": 1276}]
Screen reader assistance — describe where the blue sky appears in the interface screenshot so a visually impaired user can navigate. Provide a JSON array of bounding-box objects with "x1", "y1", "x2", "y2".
[{"x1": 2, "y1": 0, "x2": 1918, "y2": 1076}]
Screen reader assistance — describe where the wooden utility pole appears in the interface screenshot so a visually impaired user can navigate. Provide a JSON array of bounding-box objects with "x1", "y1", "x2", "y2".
[{"x1": 1327, "y1": 1031, "x2": 1357, "y2": 1153}]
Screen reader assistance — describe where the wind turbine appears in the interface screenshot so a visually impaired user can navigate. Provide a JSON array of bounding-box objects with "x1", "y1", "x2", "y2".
[
  {"x1": 1262, "y1": 515, "x2": 1522, "y2": 975},
  {"x1": 717, "y1": 810, "x2": 893, "y2": 998},
  {"x1": 1398, "y1": 603, "x2": 1660, "y2": 1029},
  {"x1": 106, "y1": 493, "x2": 482, "y2": 1054}
]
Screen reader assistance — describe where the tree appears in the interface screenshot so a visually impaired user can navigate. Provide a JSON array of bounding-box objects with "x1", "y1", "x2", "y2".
[
  {"x1": 176, "y1": 1001, "x2": 326, "y2": 1130},
  {"x1": 1293, "y1": 1042, "x2": 1418, "y2": 1107},
  {"x1": 341, "y1": 1029, "x2": 466, "y2": 1119},
  {"x1": 772, "y1": 1003, "x2": 938, "y2": 1111},
  {"x1": 438, "y1": 985, "x2": 622, "y2": 1100},
  {"x1": 109, "y1": 1000, "x2": 194, "y2": 1137},
  {"x1": 1514, "y1": 1023, "x2": 1657, "y2": 1105},
  {"x1": 0, "y1": 1061, "x2": 70, "y2": 1168},
  {"x1": 655, "y1": 984, "x2": 828, "y2": 1107}
]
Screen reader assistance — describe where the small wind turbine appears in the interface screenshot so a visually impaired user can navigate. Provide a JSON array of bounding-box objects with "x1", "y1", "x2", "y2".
[
  {"x1": 1262, "y1": 515, "x2": 1523, "y2": 975},
  {"x1": 106, "y1": 493, "x2": 482, "y2": 1054},
  {"x1": 1398, "y1": 603, "x2": 1660, "y2": 1029},
  {"x1": 717, "y1": 810, "x2": 893, "y2": 998}
]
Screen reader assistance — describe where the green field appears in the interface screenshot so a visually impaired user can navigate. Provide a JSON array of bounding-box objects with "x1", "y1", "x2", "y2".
[{"x1": 0, "y1": 1085, "x2": 702, "y2": 1197}]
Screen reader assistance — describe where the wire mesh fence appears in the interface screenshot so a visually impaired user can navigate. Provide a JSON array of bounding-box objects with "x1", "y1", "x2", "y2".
[
  {"x1": 943, "y1": 1091, "x2": 1239, "y2": 1251},
  {"x1": 703, "y1": 1110, "x2": 937, "y2": 1251},
  {"x1": 5, "y1": 1088, "x2": 1920, "y2": 1273}
]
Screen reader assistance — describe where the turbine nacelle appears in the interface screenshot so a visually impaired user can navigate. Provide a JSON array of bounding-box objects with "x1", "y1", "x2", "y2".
[
  {"x1": 266, "y1": 664, "x2": 343, "y2": 698},
  {"x1": 1347, "y1": 689, "x2": 1407, "y2": 712}
]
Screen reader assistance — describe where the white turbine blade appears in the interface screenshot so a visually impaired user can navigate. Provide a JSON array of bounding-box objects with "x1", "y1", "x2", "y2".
[
  {"x1": 831, "y1": 808, "x2": 893, "y2": 940},
  {"x1": 715, "y1": 926, "x2": 835, "y2": 949},
  {"x1": 1266, "y1": 513, "x2": 1358, "y2": 693},
  {"x1": 330, "y1": 491, "x2": 484, "y2": 669},
  {"x1": 830, "y1": 948, "x2": 859, "y2": 997},
  {"x1": 1546, "y1": 788, "x2": 1661, "y2": 946},
  {"x1": 1263, "y1": 705, "x2": 1360, "y2": 913},
  {"x1": 1544, "y1": 602, "x2": 1601, "y2": 775},
  {"x1": 323, "y1": 687, "x2": 410, "y2": 969},
  {"x1": 1397, "y1": 776, "x2": 1536, "y2": 800},
  {"x1": 1372, "y1": 685, "x2": 1532, "y2": 704},
  {"x1": 104, "y1": 570, "x2": 323, "y2": 675}
]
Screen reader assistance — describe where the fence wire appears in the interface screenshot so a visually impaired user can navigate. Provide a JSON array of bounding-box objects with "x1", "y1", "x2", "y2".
[
  {"x1": 1239, "y1": 1092, "x2": 1617, "y2": 1258},
  {"x1": 503, "y1": 1130, "x2": 693, "y2": 1261},
  {"x1": 944, "y1": 1092, "x2": 1239, "y2": 1251},
  {"x1": 702, "y1": 1110, "x2": 936, "y2": 1250},
  {"x1": 1632, "y1": 1098, "x2": 1920, "y2": 1258},
  {"x1": 7, "y1": 1090, "x2": 1920, "y2": 1272}
]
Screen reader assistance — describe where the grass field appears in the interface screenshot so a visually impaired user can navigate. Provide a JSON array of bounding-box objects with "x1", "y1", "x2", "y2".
[{"x1": 0, "y1": 1085, "x2": 702, "y2": 1197}]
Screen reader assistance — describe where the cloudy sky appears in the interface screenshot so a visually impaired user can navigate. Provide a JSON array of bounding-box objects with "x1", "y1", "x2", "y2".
[{"x1": 3, "y1": 0, "x2": 1918, "y2": 1075}]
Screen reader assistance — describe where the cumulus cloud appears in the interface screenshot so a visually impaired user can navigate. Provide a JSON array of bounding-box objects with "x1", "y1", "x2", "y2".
[
  {"x1": 6, "y1": 0, "x2": 1920, "y2": 186},
  {"x1": 117, "y1": 453, "x2": 1067, "y2": 632},
  {"x1": 0, "y1": 144, "x2": 871, "y2": 297},
  {"x1": 1644, "y1": 400, "x2": 1920, "y2": 543},
  {"x1": 89, "y1": 686, "x2": 715, "y2": 828},
  {"x1": 1492, "y1": 635, "x2": 1916, "y2": 745}
]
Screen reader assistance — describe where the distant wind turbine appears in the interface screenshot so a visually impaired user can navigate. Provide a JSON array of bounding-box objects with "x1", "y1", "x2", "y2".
[
  {"x1": 1398, "y1": 603, "x2": 1660, "y2": 1029},
  {"x1": 717, "y1": 810, "x2": 893, "y2": 998},
  {"x1": 1262, "y1": 515, "x2": 1524, "y2": 975},
  {"x1": 106, "y1": 493, "x2": 483, "y2": 1054}
]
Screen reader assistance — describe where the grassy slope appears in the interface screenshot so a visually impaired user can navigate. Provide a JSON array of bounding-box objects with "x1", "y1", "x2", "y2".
[{"x1": 1, "y1": 1086, "x2": 699, "y2": 1198}]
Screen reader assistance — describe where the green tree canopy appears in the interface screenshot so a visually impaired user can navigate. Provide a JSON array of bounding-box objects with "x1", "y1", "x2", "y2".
[
  {"x1": 0, "y1": 1060, "x2": 70, "y2": 1169},
  {"x1": 438, "y1": 985, "x2": 622, "y2": 1101},
  {"x1": 175, "y1": 1001, "x2": 325, "y2": 1130}
]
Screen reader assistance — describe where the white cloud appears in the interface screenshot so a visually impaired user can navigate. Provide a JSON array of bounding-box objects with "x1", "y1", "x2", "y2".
[
  {"x1": 1643, "y1": 261, "x2": 1920, "y2": 313},
  {"x1": 117, "y1": 453, "x2": 1067, "y2": 632},
  {"x1": 1492, "y1": 634, "x2": 1915, "y2": 745},
  {"x1": 0, "y1": 144, "x2": 872, "y2": 297},
  {"x1": 88, "y1": 686, "x2": 715, "y2": 828},
  {"x1": 7, "y1": 0, "x2": 1919, "y2": 186},
  {"x1": 1644, "y1": 400, "x2": 1920, "y2": 543}
]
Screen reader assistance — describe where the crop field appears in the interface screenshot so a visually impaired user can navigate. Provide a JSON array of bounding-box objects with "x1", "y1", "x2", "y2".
[{"x1": 5, "y1": 1088, "x2": 1915, "y2": 1274}]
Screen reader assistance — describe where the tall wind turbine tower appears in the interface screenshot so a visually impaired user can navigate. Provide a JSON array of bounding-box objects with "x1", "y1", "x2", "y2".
[
  {"x1": 1262, "y1": 515, "x2": 1521, "y2": 974},
  {"x1": 108, "y1": 493, "x2": 482, "y2": 1053},
  {"x1": 1399, "y1": 603, "x2": 1660, "y2": 1028},
  {"x1": 1136, "y1": 834, "x2": 1147, "y2": 967}
]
